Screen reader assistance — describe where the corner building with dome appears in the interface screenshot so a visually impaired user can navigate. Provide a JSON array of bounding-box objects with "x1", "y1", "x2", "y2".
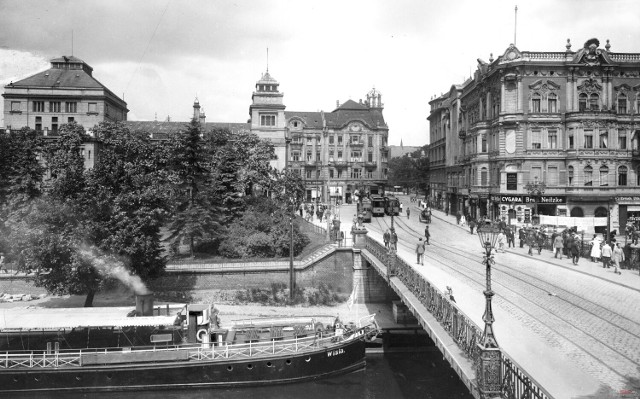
[{"x1": 428, "y1": 37, "x2": 640, "y2": 234}]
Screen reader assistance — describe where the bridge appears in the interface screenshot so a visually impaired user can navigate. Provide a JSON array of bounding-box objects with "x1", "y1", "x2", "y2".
[{"x1": 316, "y1": 200, "x2": 640, "y2": 399}]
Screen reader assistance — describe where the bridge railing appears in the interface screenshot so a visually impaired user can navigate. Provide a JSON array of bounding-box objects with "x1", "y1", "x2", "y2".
[{"x1": 363, "y1": 235, "x2": 552, "y2": 399}]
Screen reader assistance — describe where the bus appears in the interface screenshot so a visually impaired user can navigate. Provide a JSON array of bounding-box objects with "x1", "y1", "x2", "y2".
[
  {"x1": 371, "y1": 196, "x2": 385, "y2": 217},
  {"x1": 384, "y1": 195, "x2": 400, "y2": 216}
]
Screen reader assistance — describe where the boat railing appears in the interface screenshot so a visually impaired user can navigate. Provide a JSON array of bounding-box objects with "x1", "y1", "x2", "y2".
[{"x1": 0, "y1": 321, "x2": 379, "y2": 369}]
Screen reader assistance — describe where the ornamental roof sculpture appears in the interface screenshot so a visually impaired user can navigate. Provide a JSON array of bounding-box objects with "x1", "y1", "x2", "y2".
[{"x1": 571, "y1": 38, "x2": 613, "y2": 66}]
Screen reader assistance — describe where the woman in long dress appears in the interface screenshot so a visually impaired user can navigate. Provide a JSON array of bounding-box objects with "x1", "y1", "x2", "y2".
[{"x1": 590, "y1": 234, "x2": 602, "y2": 262}]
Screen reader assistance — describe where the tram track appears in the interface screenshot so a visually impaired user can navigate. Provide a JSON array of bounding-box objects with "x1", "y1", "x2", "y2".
[{"x1": 367, "y1": 213, "x2": 640, "y2": 384}]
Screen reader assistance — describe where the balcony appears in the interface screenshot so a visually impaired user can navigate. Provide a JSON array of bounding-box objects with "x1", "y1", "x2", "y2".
[
  {"x1": 349, "y1": 141, "x2": 364, "y2": 147},
  {"x1": 365, "y1": 161, "x2": 377, "y2": 168},
  {"x1": 290, "y1": 141, "x2": 303, "y2": 148},
  {"x1": 305, "y1": 160, "x2": 319, "y2": 167},
  {"x1": 334, "y1": 160, "x2": 348, "y2": 168}
]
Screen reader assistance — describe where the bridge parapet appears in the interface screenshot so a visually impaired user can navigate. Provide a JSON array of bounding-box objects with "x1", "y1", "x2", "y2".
[{"x1": 362, "y1": 235, "x2": 552, "y2": 399}]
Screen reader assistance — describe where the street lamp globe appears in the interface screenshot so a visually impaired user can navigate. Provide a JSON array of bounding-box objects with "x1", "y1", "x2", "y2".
[{"x1": 477, "y1": 222, "x2": 501, "y2": 255}]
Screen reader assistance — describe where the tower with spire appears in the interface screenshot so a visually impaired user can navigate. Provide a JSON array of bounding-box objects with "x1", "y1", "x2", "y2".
[{"x1": 249, "y1": 67, "x2": 287, "y2": 170}]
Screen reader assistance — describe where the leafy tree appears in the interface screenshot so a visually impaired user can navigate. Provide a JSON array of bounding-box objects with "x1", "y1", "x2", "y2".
[
  {"x1": 387, "y1": 146, "x2": 430, "y2": 193},
  {"x1": 42, "y1": 122, "x2": 88, "y2": 201}
]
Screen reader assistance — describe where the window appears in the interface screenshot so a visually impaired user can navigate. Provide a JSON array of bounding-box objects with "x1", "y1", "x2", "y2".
[
  {"x1": 52, "y1": 117, "x2": 58, "y2": 133},
  {"x1": 547, "y1": 94, "x2": 557, "y2": 113},
  {"x1": 368, "y1": 136, "x2": 373, "y2": 147},
  {"x1": 306, "y1": 170, "x2": 312, "y2": 179},
  {"x1": 33, "y1": 101, "x2": 45, "y2": 112},
  {"x1": 531, "y1": 130, "x2": 541, "y2": 149},
  {"x1": 547, "y1": 130, "x2": 558, "y2": 149},
  {"x1": 548, "y1": 166, "x2": 559, "y2": 186},
  {"x1": 481, "y1": 134, "x2": 487, "y2": 152},
  {"x1": 351, "y1": 168, "x2": 361, "y2": 179},
  {"x1": 480, "y1": 167, "x2": 488, "y2": 185},
  {"x1": 350, "y1": 135, "x2": 360, "y2": 144},
  {"x1": 337, "y1": 150, "x2": 343, "y2": 160},
  {"x1": 584, "y1": 166, "x2": 593, "y2": 186},
  {"x1": 88, "y1": 103, "x2": 97, "y2": 114},
  {"x1": 316, "y1": 170, "x2": 320, "y2": 179},
  {"x1": 35, "y1": 116, "x2": 42, "y2": 131},
  {"x1": 329, "y1": 136, "x2": 334, "y2": 145},
  {"x1": 350, "y1": 151, "x2": 362, "y2": 162},
  {"x1": 531, "y1": 93, "x2": 541, "y2": 113},
  {"x1": 329, "y1": 169, "x2": 334, "y2": 178},
  {"x1": 637, "y1": 97, "x2": 640, "y2": 114},
  {"x1": 584, "y1": 131, "x2": 593, "y2": 149},
  {"x1": 65, "y1": 102, "x2": 77, "y2": 113},
  {"x1": 316, "y1": 151, "x2": 320, "y2": 161},
  {"x1": 599, "y1": 165, "x2": 609, "y2": 186},
  {"x1": 306, "y1": 137, "x2": 313, "y2": 144},
  {"x1": 292, "y1": 151, "x2": 300, "y2": 161},
  {"x1": 568, "y1": 166, "x2": 574, "y2": 185},
  {"x1": 366, "y1": 169, "x2": 373, "y2": 179},
  {"x1": 338, "y1": 135, "x2": 343, "y2": 145},
  {"x1": 531, "y1": 167, "x2": 542, "y2": 182},
  {"x1": 368, "y1": 150, "x2": 374, "y2": 163},
  {"x1": 260, "y1": 114, "x2": 276, "y2": 126},
  {"x1": 337, "y1": 170, "x2": 343, "y2": 178},
  {"x1": 68, "y1": 117, "x2": 74, "y2": 123},
  {"x1": 618, "y1": 94, "x2": 627, "y2": 114},
  {"x1": 49, "y1": 101, "x2": 61, "y2": 112},
  {"x1": 589, "y1": 94, "x2": 599, "y2": 110},
  {"x1": 568, "y1": 132, "x2": 574, "y2": 149},
  {"x1": 618, "y1": 166, "x2": 628, "y2": 186},
  {"x1": 316, "y1": 136, "x2": 320, "y2": 145},
  {"x1": 11, "y1": 101, "x2": 20, "y2": 112},
  {"x1": 619, "y1": 131, "x2": 627, "y2": 149},
  {"x1": 599, "y1": 131, "x2": 608, "y2": 148},
  {"x1": 579, "y1": 93, "x2": 588, "y2": 111},
  {"x1": 306, "y1": 151, "x2": 312, "y2": 162},
  {"x1": 329, "y1": 150, "x2": 334, "y2": 161}
]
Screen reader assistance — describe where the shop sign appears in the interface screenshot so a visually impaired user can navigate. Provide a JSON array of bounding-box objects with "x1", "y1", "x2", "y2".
[
  {"x1": 490, "y1": 195, "x2": 566, "y2": 203},
  {"x1": 615, "y1": 196, "x2": 640, "y2": 202}
]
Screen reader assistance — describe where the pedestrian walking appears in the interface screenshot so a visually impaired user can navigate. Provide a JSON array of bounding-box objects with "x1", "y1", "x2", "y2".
[
  {"x1": 527, "y1": 230, "x2": 536, "y2": 255},
  {"x1": 536, "y1": 231, "x2": 545, "y2": 255},
  {"x1": 389, "y1": 228, "x2": 398, "y2": 251},
  {"x1": 496, "y1": 230, "x2": 506, "y2": 253},
  {"x1": 456, "y1": 210, "x2": 461, "y2": 225},
  {"x1": 424, "y1": 225, "x2": 430, "y2": 244},
  {"x1": 416, "y1": 237, "x2": 425, "y2": 265},
  {"x1": 612, "y1": 243, "x2": 624, "y2": 274},
  {"x1": 400, "y1": 202, "x2": 403, "y2": 214},
  {"x1": 469, "y1": 219, "x2": 476, "y2": 235},
  {"x1": 506, "y1": 228, "x2": 515, "y2": 248},
  {"x1": 460, "y1": 214, "x2": 467, "y2": 227},
  {"x1": 383, "y1": 229, "x2": 390, "y2": 249},
  {"x1": 518, "y1": 228, "x2": 526, "y2": 248},
  {"x1": 571, "y1": 239, "x2": 581, "y2": 265},
  {"x1": 601, "y1": 241, "x2": 612, "y2": 268},
  {"x1": 406, "y1": 207, "x2": 410, "y2": 219},
  {"x1": 590, "y1": 234, "x2": 602, "y2": 262},
  {"x1": 553, "y1": 234, "x2": 564, "y2": 258}
]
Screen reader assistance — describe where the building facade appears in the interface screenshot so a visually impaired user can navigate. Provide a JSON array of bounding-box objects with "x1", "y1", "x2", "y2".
[
  {"x1": 428, "y1": 37, "x2": 640, "y2": 233},
  {"x1": 285, "y1": 90, "x2": 389, "y2": 203}
]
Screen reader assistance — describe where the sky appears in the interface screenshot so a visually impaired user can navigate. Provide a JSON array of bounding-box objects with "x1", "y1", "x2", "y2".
[{"x1": 1, "y1": 0, "x2": 639, "y2": 146}]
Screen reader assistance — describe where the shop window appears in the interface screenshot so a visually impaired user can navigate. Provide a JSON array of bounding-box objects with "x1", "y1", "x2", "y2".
[
  {"x1": 599, "y1": 165, "x2": 609, "y2": 186},
  {"x1": 584, "y1": 166, "x2": 593, "y2": 186},
  {"x1": 618, "y1": 166, "x2": 628, "y2": 186}
]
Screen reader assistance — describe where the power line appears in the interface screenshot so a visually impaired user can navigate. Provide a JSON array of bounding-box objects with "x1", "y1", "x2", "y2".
[{"x1": 125, "y1": 0, "x2": 171, "y2": 94}]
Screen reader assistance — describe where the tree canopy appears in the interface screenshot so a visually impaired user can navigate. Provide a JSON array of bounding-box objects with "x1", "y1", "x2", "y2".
[{"x1": 387, "y1": 146, "x2": 430, "y2": 193}]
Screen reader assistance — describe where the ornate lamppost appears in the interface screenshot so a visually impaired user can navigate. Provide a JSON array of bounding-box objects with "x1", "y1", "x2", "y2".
[
  {"x1": 476, "y1": 222, "x2": 502, "y2": 398},
  {"x1": 524, "y1": 177, "x2": 546, "y2": 225}
]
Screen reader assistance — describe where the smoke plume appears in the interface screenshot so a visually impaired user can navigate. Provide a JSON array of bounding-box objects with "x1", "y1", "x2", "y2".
[{"x1": 78, "y1": 246, "x2": 150, "y2": 295}]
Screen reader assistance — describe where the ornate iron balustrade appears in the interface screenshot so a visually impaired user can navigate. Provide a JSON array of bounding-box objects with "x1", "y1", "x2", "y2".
[{"x1": 363, "y1": 235, "x2": 553, "y2": 399}]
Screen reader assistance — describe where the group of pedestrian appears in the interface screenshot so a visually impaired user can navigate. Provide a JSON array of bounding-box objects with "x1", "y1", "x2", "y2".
[
  {"x1": 383, "y1": 228, "x2": 398, "y2": 251},
  {"x1": 415, "y1": 225, "x2": 431, "y2": 264}
]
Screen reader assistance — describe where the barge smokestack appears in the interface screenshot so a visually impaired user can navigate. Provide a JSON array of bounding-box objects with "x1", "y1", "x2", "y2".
[{"x1": 135, "y1": 293, "x2": 154, "y2": 316}]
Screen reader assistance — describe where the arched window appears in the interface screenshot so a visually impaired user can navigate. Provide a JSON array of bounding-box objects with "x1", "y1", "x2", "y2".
[
  {"x1": 547, "y1": 93, "x2": 558, "y2": 113},
  {"x1": 570, "y1": 207, "x2": 584, "y2": 217},
  {"x1": 618, "y1": 93, "x2": 628, "y2": 114},
  {"x1": 599, "y1": 165, "x2": 609, "y2": 186},
  {"x1": 594, "y1": 207, "x2": 608, "y2": 217},
  {"x1": 584, "y1": 165, "x2": 593, "y2": 186},
  {"x1": 618, "y1": 166, "x2": 628, "y2": 186},
  {"x1": 568, "y1": 165, "x2": 574, "y2": 185},
  {"x1": 579, "y1": 93, "x2": 588, "y2": 111},
  {"x1": 589, "y1": 93, "x2": 599, "y2": 111},
  {"x1": 531, "y1": 93, "x2": 541, "y2": 113}
]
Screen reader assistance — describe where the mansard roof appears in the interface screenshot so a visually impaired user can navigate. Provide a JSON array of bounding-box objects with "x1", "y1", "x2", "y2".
[
  {"x1": 284, "y1": 111, "x2": 324, "y2": 128},
  {"x1": 8, "y1": 66, "x2": 105, "y2": 89}
]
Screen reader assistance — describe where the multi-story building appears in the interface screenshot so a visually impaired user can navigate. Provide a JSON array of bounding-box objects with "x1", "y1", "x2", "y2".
[
  {"x1": 284, "y1": 90, "x2": 389, "y2": 203},
  {"x1": 248, "y1": 70, "x2": 389, "y2": 203},
  {"x1": 428, "y1": 37, "x2": 640, "y2": 233}
]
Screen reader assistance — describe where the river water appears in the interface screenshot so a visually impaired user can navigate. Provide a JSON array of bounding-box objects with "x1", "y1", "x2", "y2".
[{"x1": 24, "y1": 349, "x2": 474, "y2": 399}]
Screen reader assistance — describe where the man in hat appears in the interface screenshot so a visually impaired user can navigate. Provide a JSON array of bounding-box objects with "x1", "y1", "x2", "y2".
[{"x1": 416, "y1": 237, "x2": 425, "y2": 265}]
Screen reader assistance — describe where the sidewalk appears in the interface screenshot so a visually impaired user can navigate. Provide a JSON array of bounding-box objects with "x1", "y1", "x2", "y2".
[{"x1": 426, "y1": 205, "x2": 640, "y2": 292}]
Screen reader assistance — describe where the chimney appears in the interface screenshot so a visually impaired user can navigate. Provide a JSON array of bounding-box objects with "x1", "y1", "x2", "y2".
[
  {"x1": 135, "y1": 293, "x2": 154, "y2": 316},
  {"x1": 336, "y1": 100, "x2": 340, "y2": 108}
]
